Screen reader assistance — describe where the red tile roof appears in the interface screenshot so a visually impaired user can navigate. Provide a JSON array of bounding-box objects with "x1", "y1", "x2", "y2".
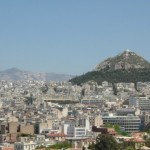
[{"x1": 2, "y1": 148, "x2": 14, "y2": 150}]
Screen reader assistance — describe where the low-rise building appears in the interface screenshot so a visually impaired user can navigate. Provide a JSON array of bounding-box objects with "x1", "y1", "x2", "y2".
[{"x1": 14, "y1": 141, "x2": 37, "y2": 150}]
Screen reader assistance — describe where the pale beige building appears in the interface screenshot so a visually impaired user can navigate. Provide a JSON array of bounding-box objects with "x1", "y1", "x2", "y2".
[
  {"x1": 89, "y1": 115, "x2": 103, "y2": 127},
  {"x1": 20, "y1": 124, "x2": 34, "y2": 135},
  {"x1": 38, "y1": 120, "x2": 52, "y2": 134},
  {"x1": 62, "y1": 107, "x2": 68, "y2": 117},
  {"x1": 8, "y1": 122, "x2": 18, "y2": 134}
]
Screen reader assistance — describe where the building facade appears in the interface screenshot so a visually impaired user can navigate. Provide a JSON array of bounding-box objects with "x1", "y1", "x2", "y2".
[{"x1": 102, "y1": 114, "x2": 141, "y2": 133}]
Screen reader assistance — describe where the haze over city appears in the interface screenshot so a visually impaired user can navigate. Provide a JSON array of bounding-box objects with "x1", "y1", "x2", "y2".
[{"x1": 0, "y1": 1, "x2": 150, "y2": 75}]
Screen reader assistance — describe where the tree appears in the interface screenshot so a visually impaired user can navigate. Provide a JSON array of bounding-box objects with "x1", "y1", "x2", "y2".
[
  {"x1": 81, "y1": 88, "x2": 85, "y2": 97},
  {"x1": 104, "y1": 124, "x2": 129, "y2": 136},
  {"x1": 88, "y1": 142, "x2": 95, "y2": 150},
  {"x1": 125, "y1": 146, "x2": 134, "y2": 150},
  {"x1": 95, "y1": 134, "x2": 118, "y2": 150},
  {"x1": 122, "y1": 141, "x2": 135, "y2": 150},
  {"x1": 36, "y1": 145, "x2": 46, "y2": 149},
  {"x1": 48, "y1": 142, "x2": 72, "y2": 149},
  {"x1": 114, "y1": 124, "x2": 120, "y2": 133},
  {"x1": 41, "y1": 84, "x2": 49, "y2": 94},
  {"x1": 112, "y1": 83, "x2": 118, "y2": 95},
  {"x1": 145, "y1": 138, "x2": 150, "y2": 147},
  {"x1": 70, "y1": 68, "x2": 150, "y2": 86},
  {"x1": 144, "y1": 123, "x2": 150, "y2": 134}
]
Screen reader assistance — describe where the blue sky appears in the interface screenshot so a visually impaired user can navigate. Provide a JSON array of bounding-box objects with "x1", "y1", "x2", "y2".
[{"x1": 0, "y1": 1, "x2": 150, "y2": 75}]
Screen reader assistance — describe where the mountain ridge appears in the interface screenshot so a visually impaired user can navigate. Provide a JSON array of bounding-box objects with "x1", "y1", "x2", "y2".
[{"x1": 0, "y1": 68, "x2": 74, "y2": 81}]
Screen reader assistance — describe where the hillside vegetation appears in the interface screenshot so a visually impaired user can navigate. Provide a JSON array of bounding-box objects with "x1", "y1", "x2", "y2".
[{"x1": 70, "y1": 68, "x2": 150, "y2": 85}]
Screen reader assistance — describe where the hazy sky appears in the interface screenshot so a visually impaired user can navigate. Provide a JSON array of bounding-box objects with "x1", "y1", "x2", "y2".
[{"x1": 0, "y1": 1, "x2": 150, "y2": 75}]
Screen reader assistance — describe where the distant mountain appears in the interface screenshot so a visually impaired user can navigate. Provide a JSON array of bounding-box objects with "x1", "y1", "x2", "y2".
[
  {"x1": 0, "y1": 68, "x2": 74, "y2": 81},
  {"x1": 95, "y1": 49, "x2": 150, "y2": 71},
  {"x1": 70, "y1": 50, "x2": 150, "y2": 85}
]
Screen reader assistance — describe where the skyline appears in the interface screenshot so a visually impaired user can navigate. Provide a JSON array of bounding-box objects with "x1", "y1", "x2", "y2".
[{"x1": 0, "y1": 1, "x2": 150, "y2": 75}]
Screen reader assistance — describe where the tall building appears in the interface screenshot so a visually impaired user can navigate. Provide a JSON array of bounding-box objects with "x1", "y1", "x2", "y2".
[{"x1": 8, "y1": 122, "x2": 18, "y2": 134}]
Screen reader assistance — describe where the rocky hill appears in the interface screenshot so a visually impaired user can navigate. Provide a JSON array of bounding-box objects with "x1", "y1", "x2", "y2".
[
  {"x1": 95, "y1": 49, "x2": 150, "y2": 71},
  {"x1": 0, "y1": 68, "x2": 74, "y2": 81},
  {"x1": 70, "y1": 50, "x2": 150, "y2": 85}
]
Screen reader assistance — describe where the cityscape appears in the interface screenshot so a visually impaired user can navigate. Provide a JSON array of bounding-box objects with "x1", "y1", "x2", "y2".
[
  {"x1": 0, "y1": 50, "x2": 149, "y2": 150},
  {"x1": 1, "y1": 1, "x2": 150, "y2": 150}
]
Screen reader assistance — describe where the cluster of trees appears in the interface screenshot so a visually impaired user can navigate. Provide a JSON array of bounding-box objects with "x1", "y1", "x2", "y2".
[
  {"x1": 17, "y1": 133, "x2": 34, "y2": 137},
  {"x1": 36, "y1": 142, "x2": 72, "y2": 150},
  {"x1": 94, "y1": 134, "x2": 119, "y2": 150},
  {"x1": 35, "y1": 135, "x2": 150, "y2": 150},
  {"x1": 70, "y1": 68, "x2": 150, "y2": 86},
  {"x1": 88, "y1": 134, "x2": 128, "y2": 150},
  {"x1": 89, "y1": 134, "x2": 150, "y2": 150},
  {"x1": 46, "y1": 142, "x2": 72, "y2": 150},
  {"x1": 36, "y1": 145, "x2": 46, "y2": 149},
  {"x1": 41, "y1": 84, "x2": 49, "y2": 94},
  {"x1": 104, "y1": 124, "x2": 129, "y2": 136},
  {"x1": 144, "y1": 123, "x2": 150, "y2": 134}
]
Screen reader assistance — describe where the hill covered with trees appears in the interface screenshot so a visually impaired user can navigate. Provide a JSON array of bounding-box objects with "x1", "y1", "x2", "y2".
[
  {"x1": 70, "y1": 68, "x2": 150, "y2": 85},
  {"x1": 70, "y1": 50, "x2": 150, "y2": 85}
]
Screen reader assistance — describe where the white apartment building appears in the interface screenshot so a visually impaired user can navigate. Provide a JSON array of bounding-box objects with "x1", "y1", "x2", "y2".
[
  {"x1": 14, "y1": 141, "x2": 37, "y2": 150},
  {"x1": 74, "y1": 127, "x2": 86, "y2": 137},
  {"x1": 76, "y1": 117, "x2": 90, "y2": 131},
  {"x1": 63, "y1": 124, "x2": 87, "y2": 138}
]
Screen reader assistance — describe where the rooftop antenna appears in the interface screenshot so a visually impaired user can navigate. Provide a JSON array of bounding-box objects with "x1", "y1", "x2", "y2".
[{"x1": 126, "y1": 49, "x2": 131, "y2": 52}]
